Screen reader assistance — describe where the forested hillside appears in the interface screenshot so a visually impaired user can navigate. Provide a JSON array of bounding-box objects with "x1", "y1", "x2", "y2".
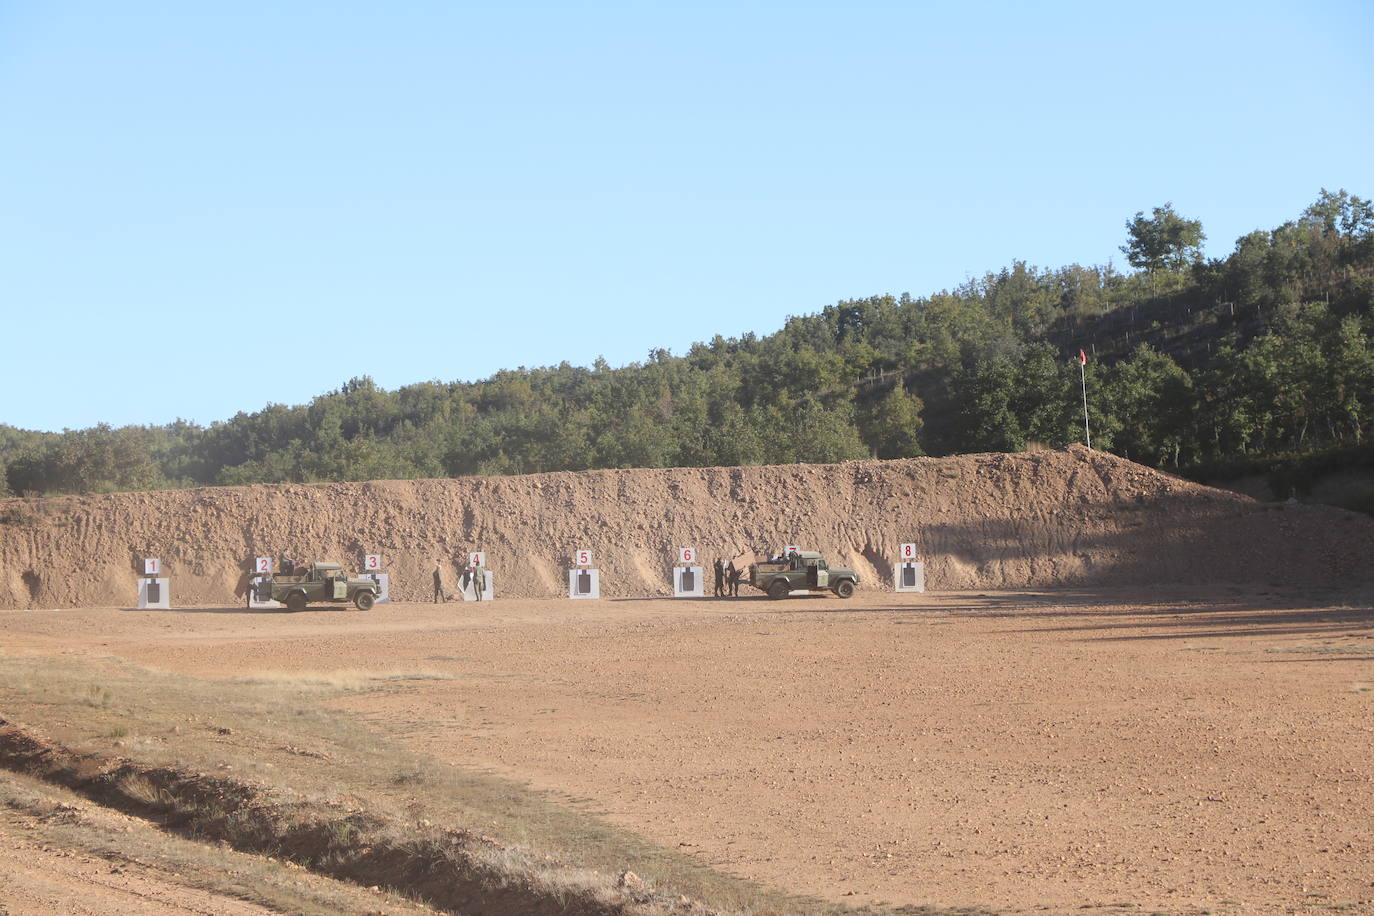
[{"x1": 3, "y1": 189, "x2": 1372, "y2": 503}]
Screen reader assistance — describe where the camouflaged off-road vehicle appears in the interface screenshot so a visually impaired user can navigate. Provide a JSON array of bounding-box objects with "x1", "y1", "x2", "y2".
[
  {"x1": 748, "y1": 551, "x2": 859, "y2": 600},
  {"x1": 254, "y1": 562, "x2": 380, "y2": 611}
]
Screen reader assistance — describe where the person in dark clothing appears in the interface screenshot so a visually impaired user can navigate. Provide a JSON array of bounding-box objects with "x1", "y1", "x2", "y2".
[
  {"x1": 727, "y1": 561, "x2": 741, "y2": 597},
  {"x1": 713, "y1": 558, "x2": 725, "y2": 597},
  {"x1": 433, "y1": 564, "x2": 444, "y2": 603}
]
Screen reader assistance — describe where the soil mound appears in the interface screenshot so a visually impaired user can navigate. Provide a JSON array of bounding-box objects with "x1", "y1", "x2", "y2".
[{"x1": 1, "y1": 446, "x2": 1371, "y2": 608}]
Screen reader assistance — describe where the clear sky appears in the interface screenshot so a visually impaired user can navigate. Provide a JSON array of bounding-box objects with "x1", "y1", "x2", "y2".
[{"x1": 3, "y1": 0, "x2": 1371, "y2": 432}]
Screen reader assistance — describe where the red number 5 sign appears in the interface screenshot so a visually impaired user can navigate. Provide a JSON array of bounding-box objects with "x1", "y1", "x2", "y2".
[{"x1": 575, "y1": 550, "x2": 592, "y2": 567}]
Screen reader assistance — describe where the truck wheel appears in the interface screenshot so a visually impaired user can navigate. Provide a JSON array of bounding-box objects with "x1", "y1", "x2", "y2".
[
  {"x1": 767, "y1": 579, "x2": 790, "y2": 600},
  {"x1": 834, "y1": 579, "x2": 855, "y2": 599},
  {"x1": 354, "y1": 591, "x2": 375, "y2": 611},
  {"x1": 286, "y1": 592, "x2": 308, "y2": 612}
]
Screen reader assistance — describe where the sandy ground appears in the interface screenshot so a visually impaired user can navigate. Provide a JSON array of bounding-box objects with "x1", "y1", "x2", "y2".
[{"x1": 3, "y1": 588, "x2": 1373, "y2": 914}]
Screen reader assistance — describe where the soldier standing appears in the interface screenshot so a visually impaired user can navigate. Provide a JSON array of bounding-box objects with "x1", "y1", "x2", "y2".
[
  {"x1": 433, "y1": 564, "x2": 444, "y2": 603},
  {"x1": 472, "y1": 565, "x2": 485, "y2": 602},
  {"x1": 713, "y1": 558, "x2": 725, "y2": 597},
  {"x1": 727, "y1": 560, "x2": 741, "y2": 597}
]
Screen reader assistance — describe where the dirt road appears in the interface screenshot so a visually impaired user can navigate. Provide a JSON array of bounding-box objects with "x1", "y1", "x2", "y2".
[{"x1": 3, "y1": 589, "x2": 1372, "y2": 913}]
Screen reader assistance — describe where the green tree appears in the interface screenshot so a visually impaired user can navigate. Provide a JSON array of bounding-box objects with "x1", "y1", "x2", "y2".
[
  {"x1": 860, "y1": 385, "x2": 925, "y2": 458},
  {"x1": 1122, "y1": 203, "x2": 1206, "y2": 272},
  {"x1": 1100, "y1": 346, "x2": 1193, "y2": 466}
]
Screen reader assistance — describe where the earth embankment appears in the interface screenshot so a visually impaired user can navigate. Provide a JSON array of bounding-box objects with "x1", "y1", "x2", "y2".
[{"x1": 2, "y1": 445, "x2": 1371, "y2": 608}]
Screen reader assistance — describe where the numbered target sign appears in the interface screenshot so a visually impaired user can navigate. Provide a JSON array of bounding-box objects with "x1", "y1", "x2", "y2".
[
  {"x1": 469, "y1": 551, "x2": 486, "y2": 568},
  {"x1": 255, "y1": 557, "x2": 272, "y2": 574},
  {"x1": 574, "y1": 549, "x2": 593, "y2": 567},
  {"x1": 364, "y1": 554, "x2": 382, "y2": 571},
  {"x1": 784, "y1": 545, "x2": 800, "y2": 556},
  {"x1": 143, "y1": 558, "x2": 161, "y2": 576},
  {"x1": 899, "y1": 543, "x2": 918, "y2": 560},
  {"x1": 678, "y1": 547, "x2": 696, "y2": 565}
]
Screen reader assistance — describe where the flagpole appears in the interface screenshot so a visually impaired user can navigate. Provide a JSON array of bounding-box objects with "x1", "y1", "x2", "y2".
[{"x1": 1079, "y1": 352, "x2": 1092, "y2": 450}]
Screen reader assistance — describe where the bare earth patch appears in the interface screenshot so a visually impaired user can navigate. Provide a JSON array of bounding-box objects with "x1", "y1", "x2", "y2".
[{"x1": 3, "y1": 588, "x2": 1371, "y2": 913}]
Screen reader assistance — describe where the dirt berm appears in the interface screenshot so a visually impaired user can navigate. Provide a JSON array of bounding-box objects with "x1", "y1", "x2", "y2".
[{"x1": 2, "y1": 446, "x2": 1371, "y2": 609}]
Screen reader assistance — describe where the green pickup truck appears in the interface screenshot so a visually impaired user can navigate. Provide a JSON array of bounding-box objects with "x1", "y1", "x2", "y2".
[
  {"x1": 748, "y1": 551, "x2": 859, "y2": 600},
  {"x1": 254, "y1": 562, "x2": 380, "y2": 611}
]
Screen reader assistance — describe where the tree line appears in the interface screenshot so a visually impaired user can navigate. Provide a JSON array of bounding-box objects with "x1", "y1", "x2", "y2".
[{"x1": 2, "y1": 189, "x2": 1371, "y2": 501}]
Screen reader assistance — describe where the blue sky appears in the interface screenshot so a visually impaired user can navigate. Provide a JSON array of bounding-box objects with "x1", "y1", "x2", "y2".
[{"x1": 3, "y1": 0, "x2": 1371, "y2": 432}]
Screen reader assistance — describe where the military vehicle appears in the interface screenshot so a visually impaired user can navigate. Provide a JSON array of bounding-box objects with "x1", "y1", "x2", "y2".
[
  {"x1": 748, "y1": 551, "x2": 859, "y2": 599},
  {"x1": 254, "y1": 562, "x2": 380, "y2": 611}
]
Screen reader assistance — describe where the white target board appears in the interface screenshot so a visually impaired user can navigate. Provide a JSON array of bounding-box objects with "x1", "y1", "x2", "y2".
[
  {"x1": 568, "y1": 568, "x2": 600, "y2": 599},
  {"x1": 895, "y1": 561, "x2": 926, "y2": 593},
  {"x1": 783, "y1": 545, "x2": 800, "y2": 557},
  {"x1": 459, "y1": 569, "x2": 493, "y2": 602},
  {"x1": 368, "y1": 573, "x2": 391, "y2": 604},
  {"x1": 138, "y1": 577, "x2": 170, "y2": 609},
  {"x1": 673, "y1": 566, "x2": 704, "y2": 597},
  {"x1": 247, "y1": 575, "x2": 281, "y2": 609}
]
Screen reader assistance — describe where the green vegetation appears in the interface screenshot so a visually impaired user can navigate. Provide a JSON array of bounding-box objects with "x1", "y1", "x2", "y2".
[{"x1": 3, "y1": 189, "x2": 1371, "y2": 496}]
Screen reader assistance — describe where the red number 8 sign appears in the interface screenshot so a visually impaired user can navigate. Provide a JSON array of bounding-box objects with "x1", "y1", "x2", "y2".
[{"x1": 900, "y1": 543, "x2": 916, "y2": 560}]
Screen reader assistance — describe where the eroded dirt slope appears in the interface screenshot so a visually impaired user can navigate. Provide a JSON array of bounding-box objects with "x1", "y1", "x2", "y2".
[{"x1": 2, "y1": 446, "x2": 1371, "y2": 608}]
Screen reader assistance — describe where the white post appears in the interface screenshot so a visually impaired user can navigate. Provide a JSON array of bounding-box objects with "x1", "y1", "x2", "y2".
[{"x1": 1079, "y1": 360, "x2": 1092, "y2": 450}]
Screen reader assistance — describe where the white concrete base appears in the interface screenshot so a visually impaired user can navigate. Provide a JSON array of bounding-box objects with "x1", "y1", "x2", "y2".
[
  {"x1": 894, "y1": 561, "x2": 926, "y2": 592},
  {"x1": 568, "y1": 568, "x2": 600, "y2": 599},
  {"x1": 138, "y1": 578, "x2": 170, "y2": 609},
  {"x1": 673, "y1": 566, "x2": 704, "y2": 597}
]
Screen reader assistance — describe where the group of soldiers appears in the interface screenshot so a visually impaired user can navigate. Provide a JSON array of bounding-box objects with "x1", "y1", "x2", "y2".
[
  {"x1": 432, "y1": 559, "x2": 486, "y2": 603},
  {"x1": 712, "y1": 557, "x2": 742, "y2": 597}
]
